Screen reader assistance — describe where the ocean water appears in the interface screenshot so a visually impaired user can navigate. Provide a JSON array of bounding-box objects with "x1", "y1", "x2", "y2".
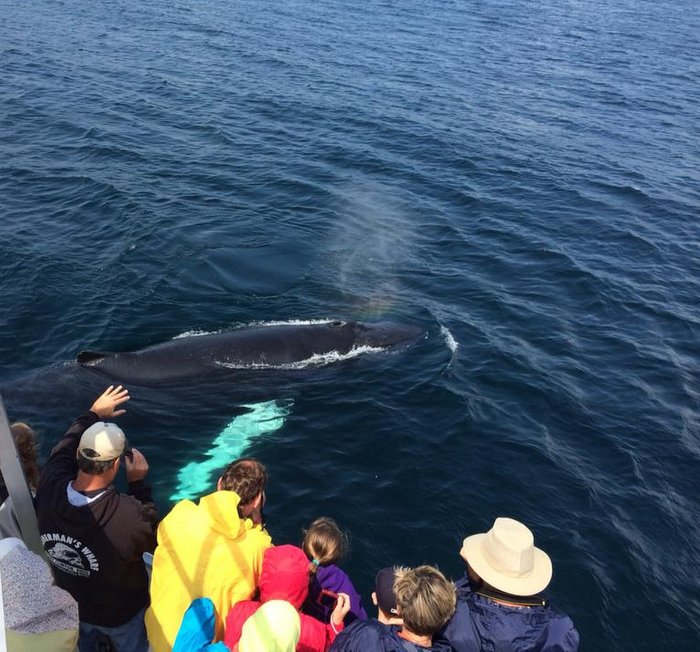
[{"x1": 1, "y1": 0, "x2": 698, "y2": 649}]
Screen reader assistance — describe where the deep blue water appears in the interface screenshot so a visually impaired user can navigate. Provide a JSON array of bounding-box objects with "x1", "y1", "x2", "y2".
[{"x1": 1, "y1": 0, "x2": 699, "y2": 649}]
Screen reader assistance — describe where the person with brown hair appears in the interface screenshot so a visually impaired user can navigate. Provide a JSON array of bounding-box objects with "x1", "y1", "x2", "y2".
[
  {"x1": 145, "y1": 456, "x2": 272, "y2": 652},
  {"x1": 0, "y1": 422, "x2": 41, "y2": 539},
  {"x1": 218, "y1": 457, "x2": 268, "y2": 525},
  {"x1": 330, "y1": 565, "x2": 455, "y2": 652},
  {"x1": 302, "y1": 517, "x2": 367, "y2": 625},
  {"x1": 10, "y1": 422, "x2": 40, "y2": 490}
]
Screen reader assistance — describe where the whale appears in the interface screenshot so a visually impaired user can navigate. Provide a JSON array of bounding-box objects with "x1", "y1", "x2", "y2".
[{"x1": 77, "y1": 320, "x2": 424, "y2": 384}]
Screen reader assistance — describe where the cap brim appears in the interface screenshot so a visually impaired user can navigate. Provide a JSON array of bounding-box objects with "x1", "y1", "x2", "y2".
[{"x1": 460, "y1": 533, "x2": 552, "y2": 596}]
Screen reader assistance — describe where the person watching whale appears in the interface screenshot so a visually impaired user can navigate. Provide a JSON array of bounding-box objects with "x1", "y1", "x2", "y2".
[
  {"x1": 436, "y1": 517, "x2": 580, "y2": 652},
  {"x1": 330, "y1": 565, "x2": 455, "y2": 652},
  {"x1": 145, "y1": 457, "x2": 272, "y2": 652},
  {"x1": 36, "y1": 385, "x2": 157, "y2": 652},
  {"x1": 0, "y1": 421, "x2": 41, "y2": 540}
]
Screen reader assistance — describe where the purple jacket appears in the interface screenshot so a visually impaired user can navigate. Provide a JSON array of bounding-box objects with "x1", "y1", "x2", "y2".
[{"x1": 303, "y1": 563, "x2": 368, "y2": 625}]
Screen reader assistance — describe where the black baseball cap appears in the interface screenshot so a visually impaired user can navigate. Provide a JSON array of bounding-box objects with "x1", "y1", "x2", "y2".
[{"x1": 375, "y1": 567, "x2": 398, "y2": 615}]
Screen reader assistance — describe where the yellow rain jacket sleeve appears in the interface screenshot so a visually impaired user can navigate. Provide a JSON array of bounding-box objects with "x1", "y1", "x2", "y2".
[{"x1": 145, "y1": 491, "x2": 272, "y2": 652}]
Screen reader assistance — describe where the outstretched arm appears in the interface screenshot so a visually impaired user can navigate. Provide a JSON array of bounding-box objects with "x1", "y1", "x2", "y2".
[{"x1": 38, "y1": 386, "x2": 131, "y2": 494}]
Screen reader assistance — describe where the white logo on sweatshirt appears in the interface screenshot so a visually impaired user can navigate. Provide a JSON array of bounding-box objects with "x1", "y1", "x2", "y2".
[{"x1": 41, "y1": 533, "x2": 100, "y2": 577}]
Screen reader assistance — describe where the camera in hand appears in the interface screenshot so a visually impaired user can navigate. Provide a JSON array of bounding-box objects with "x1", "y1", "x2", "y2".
[{"x1": 317, "y1": 589, "x2": 338, "y2": 609}]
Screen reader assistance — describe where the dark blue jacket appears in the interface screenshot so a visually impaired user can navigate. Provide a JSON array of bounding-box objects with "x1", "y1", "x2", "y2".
[
  {"x1": 330, "y1": 619, "x2": 453, "y2": 652},
  {"x1": 436, "y1": 576, "x2": 579, "y2": 652}
]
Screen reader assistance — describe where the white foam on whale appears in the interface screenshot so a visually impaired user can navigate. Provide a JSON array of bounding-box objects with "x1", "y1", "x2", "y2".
[
  {"x1": 172, "y1": 319, "x2": 342, "y2": 340},
  {"x1": 215, "y1": 344, "x2": 385, "y2": 370},
  {"x1": 173, "y1": 329, "x2": 216, "y2": 339},
  {"x1": 246, "y1": 318, "x2": 341, "y2": 327}
]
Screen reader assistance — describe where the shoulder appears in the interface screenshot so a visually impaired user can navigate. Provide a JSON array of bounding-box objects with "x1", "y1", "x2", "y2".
[
  {"x1": 242, "y1": 524, "x2": 273, "y2": 551},
  {"x1": 115, "y1": 490, "x2": 146, "y2": 508},
  {"x1": 542, "y1": 609, "x2": 580, "y2": 650},
  {"x1": 439, "y1": 599, "x2": 579, "y2": 652},
  {"x1": 331, "y1": 619, "x2": 399, "y2": 650},
  {"x1": 299, "y1": 611, "x2": 327, "y2": 634},
  {"x1": 224, "y1": 601, "x2": 260, "y2": 647},
  {"x1": 319, "y1": 564, "x2": 351, "y2": 588},
  {"x1": 453, "y1": 574, "x2": 472, "y2": 595},
  {"x1": 336, "y1": 618, "x2": 386, "y2": 635},
  {"x1": 436, "y1": 596, "x2": 480, "y2": 652},
  {"x1": 168, "y1": 497, "x2": 198, "y2": 516},
  {"x1": 430, "y1": 639, "x2": 456, "y2": 652},
  {"x1": 113, "y1": 491, "x2": 155, "y2": 521},
  {"x1": 100, "y1": 491, "x2": 156, "y2": 552},
  {"x1": 321, "y1": 565, "x2": 364, "y2": 608},
  {"x1": 159, "y1": 499, "x2": 198, "y2": 527},
  {"x1": 226, "y1": 600, "x2": 259, "y2": 624}
]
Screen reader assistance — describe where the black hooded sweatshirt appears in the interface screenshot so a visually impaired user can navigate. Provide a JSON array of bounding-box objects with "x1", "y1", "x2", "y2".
[{"x1": 36, "y1": 411, "x2": 158, "y2": 627}]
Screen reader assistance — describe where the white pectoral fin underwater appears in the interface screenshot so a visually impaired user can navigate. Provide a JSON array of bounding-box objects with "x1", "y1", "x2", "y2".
[{"x1": 169, "y1": 400, "x2": 293, "y2": 502}]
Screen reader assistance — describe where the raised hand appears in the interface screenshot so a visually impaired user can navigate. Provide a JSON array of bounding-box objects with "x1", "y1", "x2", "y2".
[{"x1": 90, "y1": 385, "x2": 130, "y2": 419}]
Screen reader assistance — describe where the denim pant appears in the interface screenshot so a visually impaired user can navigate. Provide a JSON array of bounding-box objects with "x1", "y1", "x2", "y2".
[{"x1": 78, "y1": 608, "x2": 149, "y2": 652}]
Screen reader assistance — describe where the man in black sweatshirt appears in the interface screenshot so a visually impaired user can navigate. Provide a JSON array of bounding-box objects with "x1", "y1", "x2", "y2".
[{"x1": 36, "y1": 385, "x2": 157, "y2": 652}]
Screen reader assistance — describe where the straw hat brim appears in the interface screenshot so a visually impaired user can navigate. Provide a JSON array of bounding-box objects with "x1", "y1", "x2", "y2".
[{"x1": 460, "y1": 533, "x2": 553, "y2": 597}]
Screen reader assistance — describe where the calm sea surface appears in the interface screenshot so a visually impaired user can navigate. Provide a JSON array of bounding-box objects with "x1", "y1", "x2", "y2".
[{"x1": 1, "y1": 0, "x2": 698, "y2": 649}]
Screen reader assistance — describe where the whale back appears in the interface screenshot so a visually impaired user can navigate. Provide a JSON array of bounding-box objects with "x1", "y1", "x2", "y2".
[
  {"x1": 77, "y1": 348, "x2": 198, "y2": 383},
  {"x1": 175, "y1": 321, "x2": 359, "y2": 366},
  {"x1": 76, "y1": 320, "x2": 422, "y2": 384}
]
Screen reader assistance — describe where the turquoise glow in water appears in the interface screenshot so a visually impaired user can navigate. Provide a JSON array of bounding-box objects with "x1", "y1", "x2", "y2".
[{"x1": 170, "y1": 400, "x2": 293, "y2": 502}]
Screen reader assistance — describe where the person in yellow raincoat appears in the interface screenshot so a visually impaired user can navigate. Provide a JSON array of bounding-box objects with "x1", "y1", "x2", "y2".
[{"x1": 145, "y1": 458, "x2": 272, "y2": 652}]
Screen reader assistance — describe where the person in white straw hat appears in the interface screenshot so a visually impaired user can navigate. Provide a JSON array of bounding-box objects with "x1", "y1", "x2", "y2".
[{"x1": 435, "y1": 517, "x2": 580, "y2": 652}]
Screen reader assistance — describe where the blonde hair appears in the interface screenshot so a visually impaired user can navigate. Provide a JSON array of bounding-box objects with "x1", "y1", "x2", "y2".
[
  {"x1": 302, "y1": 517, "x2": 347, "y2": 574},
  {"x1": 393, "y1": 565, "x2": 456, "y2": 636},
  {"x1": 10, "y1": 422, "x2": 40, "y2": 491}
]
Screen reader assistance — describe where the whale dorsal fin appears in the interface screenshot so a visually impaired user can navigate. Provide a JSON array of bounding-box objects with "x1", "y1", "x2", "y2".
[{"x1": 77, "y1": 351, "x2": 110, "y2": 365}]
